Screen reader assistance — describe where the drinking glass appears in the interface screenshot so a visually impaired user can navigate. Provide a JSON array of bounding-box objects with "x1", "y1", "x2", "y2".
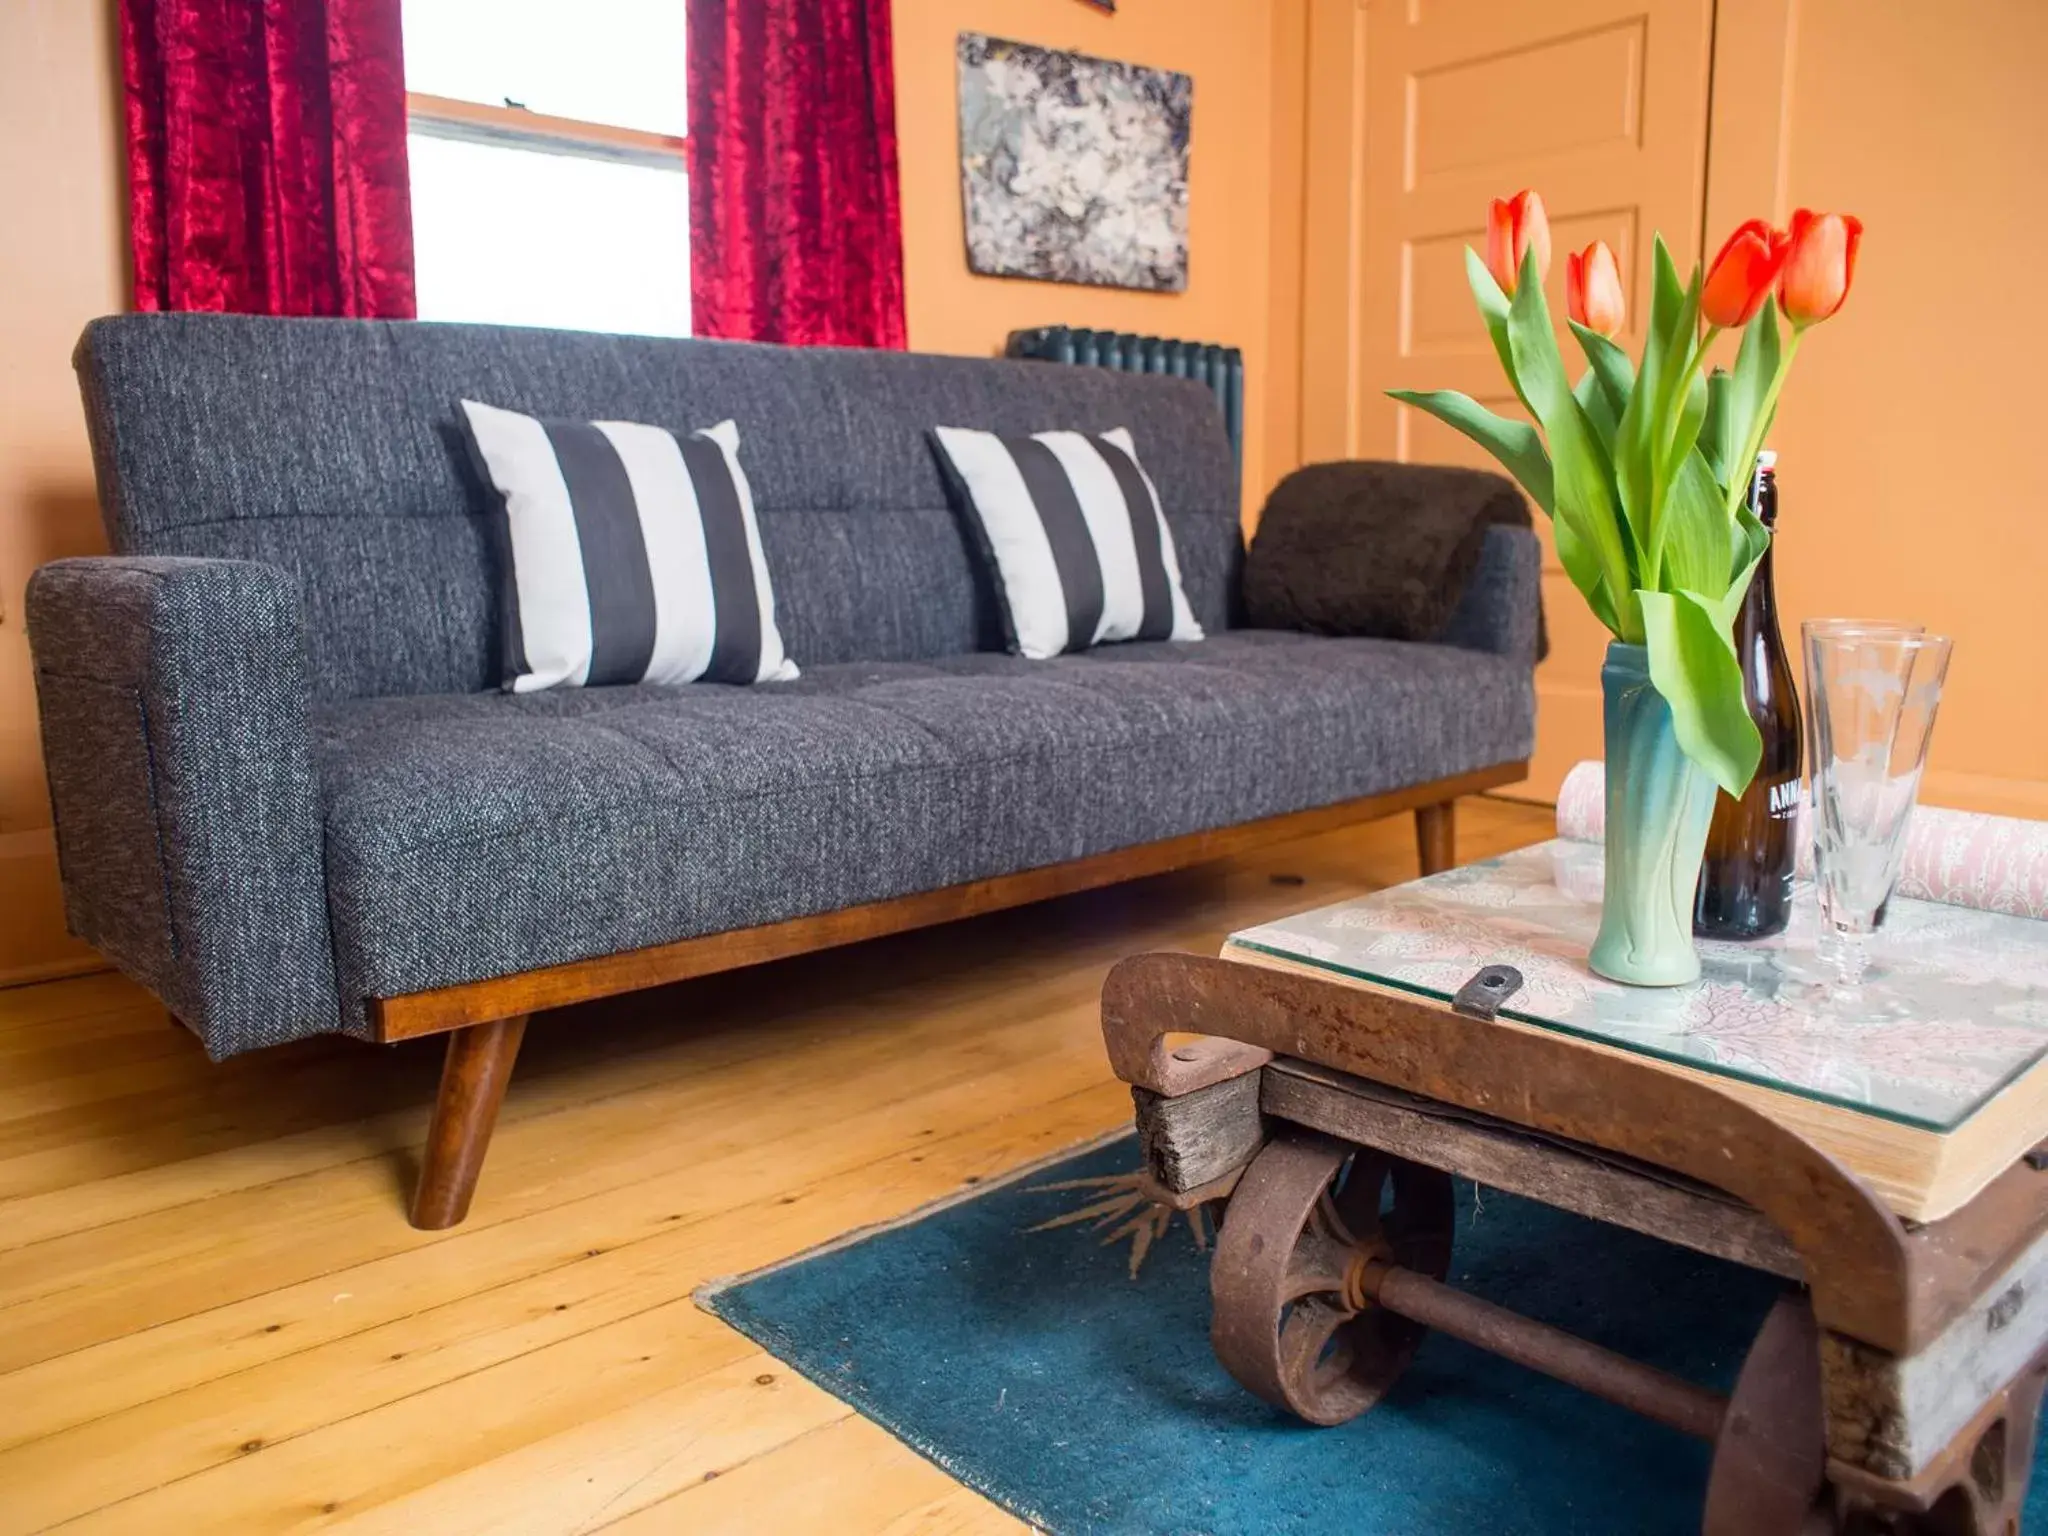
[
  {"x1": 1802, "y1": 619, "x2": 1926, "y2": 935},
  {"x1": 1800, "y1": 623, "x2": 1952, "y2": 991}
]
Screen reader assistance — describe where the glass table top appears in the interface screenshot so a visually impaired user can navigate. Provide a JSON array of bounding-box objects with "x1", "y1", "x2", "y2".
[{"x1": 1226, "y1": 840, "x2": 2048, "y2": 1132}]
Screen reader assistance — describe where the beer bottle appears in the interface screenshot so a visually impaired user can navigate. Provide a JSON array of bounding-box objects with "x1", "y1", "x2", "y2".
[{"x1": 1694, "y1": 452, "x2": 1802, "y2": 939}]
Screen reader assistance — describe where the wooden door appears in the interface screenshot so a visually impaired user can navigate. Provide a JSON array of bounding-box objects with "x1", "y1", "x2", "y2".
[{"x1": 1297, "y1": 0, "x2": 1717, "y2": 800}]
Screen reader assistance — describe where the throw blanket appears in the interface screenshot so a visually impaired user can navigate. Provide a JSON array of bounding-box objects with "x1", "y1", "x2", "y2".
[
  {"x1": 1557, "y1": 760, "x2": 2048, "y2": 920},
  {"x1": 1243, "y1": 460, "x2": 1546, "y2": 655}
]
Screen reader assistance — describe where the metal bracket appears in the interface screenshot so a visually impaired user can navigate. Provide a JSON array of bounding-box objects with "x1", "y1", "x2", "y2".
[{"x1": 1452, "y1": 964, "x2": 1524, "y2": 1021}]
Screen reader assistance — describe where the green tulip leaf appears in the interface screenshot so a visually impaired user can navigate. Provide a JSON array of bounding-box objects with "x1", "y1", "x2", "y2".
[
  {"x1": 1611, "y1": 238, "x2": 1689, "y2": 570},
  {"x1": 1717, "y1": 301, "x2": 1783, "y2": 519},
  {"x1": 1574, "y1": 370, "x2": 1621, "y2": 452},
  {"x1": 1639, "y1": 587, "x2": 1764, "y2": 797},
  {"x1": 1554, "y1": 515, "x2": 1621, "y2": 635},
  {"x1": 1733, "y1": 501, "x2": 1771, "y2": 582},
  {"x1": 1699, "y1": 368, "x2": 1738, "y2": 489},
  {"x1": 1656, "y1": 449, "x2": 1735, "y2": 598},
  {"x1": 1731, "y1": 302, "x2": 1782, "y2": 433},
  {"x1": 1645, "y1": 272, "x2": 1707, "y2": 578},
  {"x1": 1670, "y1": 364, "x2": 1709, "y2": 474},
  {"x1": 1383, "y1": 389, "x2": 1554, "y2": 516},
  {"x1": 1651, "y1": 235, "x2": 1688, "y2": 336},
  {"x1": 1464, "y1": 247, "x2": 1531, "y2": 415},
  {"x1": 1714, "y1": 505, "x2": 1772, "y2": 630},
  {"x1": 1505, "y1": 247, "x2": 1636, "y2": 638},
  {"x1": 1568, "y1": 322, "x2": 1635, "y2": 418}
]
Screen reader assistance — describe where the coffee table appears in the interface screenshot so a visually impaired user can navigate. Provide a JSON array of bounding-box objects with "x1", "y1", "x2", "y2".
[{"x1": 1100, "y1": 839, "x2": 2048, "y2": 1535}]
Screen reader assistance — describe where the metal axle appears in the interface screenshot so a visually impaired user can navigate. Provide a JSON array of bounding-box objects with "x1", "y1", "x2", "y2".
[{"x1": 1358, "y1": 1259, "x2": 1730, "y2": 1442}]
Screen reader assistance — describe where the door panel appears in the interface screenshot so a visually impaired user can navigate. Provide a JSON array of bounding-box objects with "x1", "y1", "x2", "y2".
[
  {"x1": 1300, "y1": 0, "x2": 1716, "y2": 800},
  {"x1": 1409, "y1": 18, "x2": 1647, "y2": 184}
]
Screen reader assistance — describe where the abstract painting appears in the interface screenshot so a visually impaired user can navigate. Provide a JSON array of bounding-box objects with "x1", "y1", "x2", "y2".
[{"x1": 956, "y1": 33, "x2": 1191, "y2": 293}]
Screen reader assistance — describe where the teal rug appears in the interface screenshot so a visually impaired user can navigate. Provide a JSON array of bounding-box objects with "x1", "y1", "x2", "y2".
[{"x1": 700, "y1": 1133, "x2": 2047, "y2": 1534}]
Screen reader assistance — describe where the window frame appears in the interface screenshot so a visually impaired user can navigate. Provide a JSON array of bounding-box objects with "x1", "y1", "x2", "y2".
[{"x1": 405, "y1": 92, "x2": 687, "y2": 173}]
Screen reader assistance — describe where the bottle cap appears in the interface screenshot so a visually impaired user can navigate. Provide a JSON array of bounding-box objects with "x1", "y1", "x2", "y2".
[{"x1": 1757, "y1": 449, "x2": 1778, "y2": 471}]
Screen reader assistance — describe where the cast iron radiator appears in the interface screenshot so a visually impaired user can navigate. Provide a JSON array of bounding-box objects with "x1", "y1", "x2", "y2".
[{"x1": 1005, "y1": 326, "x2": 1245, "y2": 468}]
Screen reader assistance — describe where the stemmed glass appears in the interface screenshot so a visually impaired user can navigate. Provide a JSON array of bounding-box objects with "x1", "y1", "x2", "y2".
[{"x1": 1793, "y1": 622, "x2": 1952, "y2": 1006}]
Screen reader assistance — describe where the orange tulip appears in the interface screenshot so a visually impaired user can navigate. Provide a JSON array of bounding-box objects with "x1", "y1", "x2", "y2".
[
  {"x1": 1485, "y1": 190, "x2": 1551, "y2": 296},
  {"x1": 1701, "y1": 219, "x2": 1789, "y2": 329},
  {"x1": 1778, "y1": 209, "x2": 1863, "y2": 325},
  {"x1": 1565, "y1": 241, "x2": 1626, "y2": 337}
]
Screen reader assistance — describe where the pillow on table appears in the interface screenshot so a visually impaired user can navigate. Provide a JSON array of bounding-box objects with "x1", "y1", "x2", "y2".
[
  {"x1": 458, "y1": 401, "x2": 798, "y2": 692},
  {"x1": 930, "y1": 425, "x2": 1204, "y2": 660}
]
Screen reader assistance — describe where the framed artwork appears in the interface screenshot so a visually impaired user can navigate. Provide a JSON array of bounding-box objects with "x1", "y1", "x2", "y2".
[{"x1": 956, "y1": 33, "x2": 1191, "y2": 293}]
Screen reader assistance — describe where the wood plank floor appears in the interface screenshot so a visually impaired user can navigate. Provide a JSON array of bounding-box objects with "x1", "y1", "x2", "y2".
[{"x1": 0, "y1": 797, "x2": 1551, "y2": 1534}]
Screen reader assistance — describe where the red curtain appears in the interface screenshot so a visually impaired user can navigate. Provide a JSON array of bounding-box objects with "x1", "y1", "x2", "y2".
[
  {"x1": 687, "y1": 0, "x2": 907, "y2": 348},
  {"x1": 121, "y1": 0, "x2": 416, "y2": 317}
]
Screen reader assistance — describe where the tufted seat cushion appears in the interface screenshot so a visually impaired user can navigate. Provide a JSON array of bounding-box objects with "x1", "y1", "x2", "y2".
[{"x1": 313, "y1": 632, "x2": 1533, "y2": 1017}]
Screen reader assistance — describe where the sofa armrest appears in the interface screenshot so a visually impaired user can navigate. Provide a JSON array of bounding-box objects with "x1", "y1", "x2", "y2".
[
  {"x1": 26, "y1": 556, "x2": 340, "y2": 1058},
  {"x1": 1435, "y1": 524, "x2": 1543, "y2": 667}
]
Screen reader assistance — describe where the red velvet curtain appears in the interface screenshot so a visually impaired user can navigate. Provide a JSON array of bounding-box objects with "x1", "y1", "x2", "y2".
[
  {"x1": 687, "y1": 0, "x2": 907, "y2": 348},
  {"x1": 121, "y1": 0, "x2": 416, "y2": 317}
]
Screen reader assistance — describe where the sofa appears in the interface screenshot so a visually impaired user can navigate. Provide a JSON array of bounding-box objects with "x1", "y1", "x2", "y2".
[{"x1": 28, "y1": 314, "x2": 1538, "y2": 1227}]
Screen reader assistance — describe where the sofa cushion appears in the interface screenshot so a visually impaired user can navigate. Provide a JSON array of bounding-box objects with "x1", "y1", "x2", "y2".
[
  {"x1": 312, "y1": 632, "x2": 1534, "y2": 1021},
  {"x1": 458, "y1": 404, "x2": 799, "y2": 691},
  {"x1": 929, "y1": 425, "x2": 1204, "y2": 658}
]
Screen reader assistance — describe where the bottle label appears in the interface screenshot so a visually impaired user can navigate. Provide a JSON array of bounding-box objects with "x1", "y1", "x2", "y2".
[{"x1": 1766, "y1": 777, "x2": 1801, "y2": 819}]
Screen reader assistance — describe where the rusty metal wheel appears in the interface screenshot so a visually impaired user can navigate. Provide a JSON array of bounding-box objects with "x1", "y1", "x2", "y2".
[
  {"x1": 1209, "y1": 1128, "x2": 1454, "y2": 1425},
  {"x1": 1703, "y1": 1294, "x2": 1831, "y2": 1536}
]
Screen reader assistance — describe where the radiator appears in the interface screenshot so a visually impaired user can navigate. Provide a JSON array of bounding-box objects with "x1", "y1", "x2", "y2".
[{"x1": 1005, "y1": 326, "x2": 1245, "y2": 468}]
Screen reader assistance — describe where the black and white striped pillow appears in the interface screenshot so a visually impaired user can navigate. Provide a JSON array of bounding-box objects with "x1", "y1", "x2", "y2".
[
  {"x1": 931, "y1": 426, "x2": 1204, "y2": 659},
  {"x1": 459, "y1": 401, "x2": 797, "y2": 692}
]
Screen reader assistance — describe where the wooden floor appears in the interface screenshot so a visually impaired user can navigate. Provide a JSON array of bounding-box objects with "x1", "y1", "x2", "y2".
[{"x1": 0, "y1": 797, "x2": 1551, "y2": 1535}]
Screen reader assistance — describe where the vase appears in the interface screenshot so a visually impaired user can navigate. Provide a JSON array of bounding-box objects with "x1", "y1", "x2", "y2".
[{"x1": 1588, "y1": 642, "x2": 1719, "y2": 987}]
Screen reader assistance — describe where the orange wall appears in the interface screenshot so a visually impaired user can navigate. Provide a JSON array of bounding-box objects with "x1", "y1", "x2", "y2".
[
  {"x1": 0, "y1": 0, "x2": 124, "y2": 983},
  {"x1": 892, "y1": 0, "x2": 1303, "y2": 510},
  {"x1": 1758, "y1": 0, "x2": 2048, "y2": 818}
]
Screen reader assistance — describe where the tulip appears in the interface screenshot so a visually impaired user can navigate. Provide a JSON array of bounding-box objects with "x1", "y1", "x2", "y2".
[
  {"x1": 1778, "y1": 209, "x2": 1863, "y2": 325},
  {"x1": 1565, "y1": 241, "x2": 1626, "y2": 336},
  {"x1": 1701, "y1": 219, "x2": 1789, "y2": 329},
  {"x1": 1485, "y1": 190, "x2": 1551, "y2": 296}
]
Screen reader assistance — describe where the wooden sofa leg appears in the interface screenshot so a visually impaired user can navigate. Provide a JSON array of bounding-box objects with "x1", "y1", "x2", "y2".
[
  {"x1": 409, "y1": 1014, "x2": 529, "y2": 1230},
  {"x1": 1415, "y1": 800, "x2": 1457, "y2": 876}
]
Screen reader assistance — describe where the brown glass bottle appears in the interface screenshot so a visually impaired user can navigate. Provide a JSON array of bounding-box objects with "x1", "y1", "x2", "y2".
[{"x1": 1694, "y1": 454, "x2": 1802, "y2": 939}]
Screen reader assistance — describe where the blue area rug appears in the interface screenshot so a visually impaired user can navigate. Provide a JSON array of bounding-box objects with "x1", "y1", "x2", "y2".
[{"x1": 701, "y1": 1134, "x2": 2048, "y2": 1534}]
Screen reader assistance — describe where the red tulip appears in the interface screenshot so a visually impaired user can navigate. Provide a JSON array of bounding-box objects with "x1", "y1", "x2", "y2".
[
  {"x1": 1701, "y1": 219, "x2": 1790, "y2": 329},
  {"x1": 1485, "y1": 190, "x2": 1551, "y2": 296},
  {"x1": 1778, "y1": 209, "x2": 1863, "y2": 325},
  {"x1": 1565, "y1": 241, "x2": 1626, "y2": 336}
]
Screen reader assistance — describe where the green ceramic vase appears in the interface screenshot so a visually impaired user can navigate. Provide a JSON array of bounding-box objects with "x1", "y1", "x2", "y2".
[{"x1": 1588, "y1": 642, "x2": 1719, "y2": 987}]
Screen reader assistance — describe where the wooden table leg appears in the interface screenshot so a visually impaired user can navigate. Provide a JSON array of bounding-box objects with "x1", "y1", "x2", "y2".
[
  {"x1": 409, "y1": 1014, "x2": 528, "y2": 1230},
  {"x1": 1414, "y1": 800, "x2": 1456, "y2": 875}
]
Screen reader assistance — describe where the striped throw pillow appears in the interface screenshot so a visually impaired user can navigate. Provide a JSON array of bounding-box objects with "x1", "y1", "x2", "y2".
[
  {"x1": 931, "y1": 426, "x2": 1205, "y2": 659},
  {"x1": 458, "y1": 401, "x2": 798, "y2": 692}
]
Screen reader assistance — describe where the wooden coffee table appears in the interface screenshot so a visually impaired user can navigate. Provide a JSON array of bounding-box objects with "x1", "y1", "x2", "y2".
[{"x1": 1100, "y1": 840, "x2": 2048, "y2": 1534}]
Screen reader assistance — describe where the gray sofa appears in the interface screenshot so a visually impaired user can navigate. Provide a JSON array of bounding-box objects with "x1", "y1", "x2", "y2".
[{"x1": 29, "y1": 314, "x2": 1537, "y2": 1225}]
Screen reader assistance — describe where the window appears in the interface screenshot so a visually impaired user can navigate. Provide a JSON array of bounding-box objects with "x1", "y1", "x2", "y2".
[{"x1": 402, "y1": 0, "x2": 690, "y2": 336}]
